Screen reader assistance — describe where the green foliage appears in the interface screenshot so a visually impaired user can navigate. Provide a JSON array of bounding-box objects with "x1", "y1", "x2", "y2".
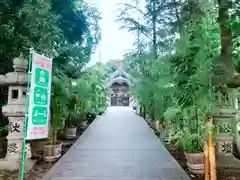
[
  {"x1": 50, "y1": 75, "x2": 70, "y2": 143},
  {"x1": 0, "y1": 0, "x2": 102, "y2": 132},
  {"x1": 119, "y1": 0, "x2": 237, "y2": 153},
  {"x1": 49, "y1": 62, "x2": 109, "y2": 139},
  {"x1": 0, "y1": 0, "x2": 101, "y2": 76},
  {"x1": 181, "y1": 133, "x2": 203, "y2": 153},
  {"x1": 163, "y1": 106, "x2": 206, "y2": 152},
  {"x1": 19, "y1": 0, "x2": 63, "y2": 55},
  {"x1": 52, "y1": 0, "x2": 87, "y2": 44},
  {"x1": 67, "y1": 62, "x2": 108, "y2": 124},
  {"x1": 66, "y1": 110, "x2": 79, "y2": 127}
]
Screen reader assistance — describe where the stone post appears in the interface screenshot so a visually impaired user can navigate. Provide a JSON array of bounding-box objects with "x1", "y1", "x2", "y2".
[
  {"x1": 214, "y1": 106, "x2": 236, "y2": 156},
  {"x1": 0, "y1": 55, "x2": 34, "y2": 171},
  {"x1": 213, "y1": 89, "x2": 240, "y2": 167},
  {"x1": 235, "y1": 94, "x2": 240, "y2": 155}
]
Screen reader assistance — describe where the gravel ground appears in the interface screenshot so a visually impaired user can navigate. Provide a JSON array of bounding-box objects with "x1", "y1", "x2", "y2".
[{"x1": 0, "y1": 139, "x2": 74, "y2": 180}]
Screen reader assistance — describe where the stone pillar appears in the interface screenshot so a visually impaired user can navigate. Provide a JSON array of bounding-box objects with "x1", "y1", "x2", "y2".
[
  {"x1": 0, "y1": 55, "x2": 34, "y2": 170},
  {"x1": 214, "y1": 107, "x2": 236, "y2": 156},
  {"x1": 4, "y1": 86, "x2": 31, "y2": 160},
  {"x1": 235, "y1": 94, "x2": 240, "y2": 154},
  {"x1": 214, "y1": 89, "x2": 239, "y2": 167}
]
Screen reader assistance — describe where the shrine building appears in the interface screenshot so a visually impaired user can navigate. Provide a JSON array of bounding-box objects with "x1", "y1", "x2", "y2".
[{"x1": 106, "y1": 61, "x2": 132, "y2": 106}]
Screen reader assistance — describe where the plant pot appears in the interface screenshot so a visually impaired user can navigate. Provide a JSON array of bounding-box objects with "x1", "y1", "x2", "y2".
[
  {"x1": 165, "y1": 141, "x2": 179, "y2": 152},
  {"x1": 150, "y1": 121, "x2": 156, "y2": 130},
  {"x1": 65, "y1": 127, "x2": 77, "y2": 139},
  {"x1": 80, "y1": 121, "x2": 88, "y2": 129},
  {"x1": 31, "y1": 140, "x2": 49, "y2": 156},
  {"x1": 159, "y1": 122, "x2": 165, "y2": 132},
  {"x1": 155, "y1": 120, "x2": 160, "y2": 130},
  {"x1": 184, "y1": 152, "x2": 204, "y2": 174},
  {"x1": 43, "y1": 141, "x2": 63, "y2": 162}
]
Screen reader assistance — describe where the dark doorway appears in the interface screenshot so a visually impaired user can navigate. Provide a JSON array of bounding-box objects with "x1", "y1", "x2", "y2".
[
  {"x1": 110, "y1": 96, "x2": 129, "y2": 106},
  {"x1": 111, "y1": 97, "x2": 118, "y2": 106}
]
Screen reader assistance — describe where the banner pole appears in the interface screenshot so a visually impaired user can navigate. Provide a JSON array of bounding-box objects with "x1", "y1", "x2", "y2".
[{"x1": 19, "y1": 48, "x2": 33, "y2": 180}]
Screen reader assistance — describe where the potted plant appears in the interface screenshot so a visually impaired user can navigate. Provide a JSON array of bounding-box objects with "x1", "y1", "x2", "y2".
[
  {"x1": 79, "y1": 112, "x2": 88, "y2": 131},
  {"x1": 86, "y1": 108, "x2": 97, "y2": 124},
  {"x1": 43, "y1": 76, "x2": 69, "y2": 162},
  {"x1": 181, "y1": 133, "x2": 204, "y2": 174},
  {"x1": 95, "y1": 106, "x2": 106, "y2": 116},
  {"x1": 65, "y1": 111, "x2": 78, "y2": 139},
  {"x1": 77, "y1": 99, "x2": 89, "y2": 130},
  {"x1": 64, "y1": 94, "x2": 79, "y2": 139}
]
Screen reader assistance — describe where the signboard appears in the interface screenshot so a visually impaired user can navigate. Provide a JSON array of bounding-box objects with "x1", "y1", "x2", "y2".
[{"x1": 26, "y1": 52, "x2": 52, "y2": 140}]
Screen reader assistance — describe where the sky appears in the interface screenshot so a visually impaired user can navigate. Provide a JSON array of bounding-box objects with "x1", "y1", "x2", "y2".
[{"x1": 88, "y1": 0, "x2": 136, "y2": 64}]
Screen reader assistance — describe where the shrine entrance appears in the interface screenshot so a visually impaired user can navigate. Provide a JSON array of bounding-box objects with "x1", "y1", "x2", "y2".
[
  {"x1": 107, "y1": 68, "x2": 131, "y2": 107},
  {"x1": 110, "y1": 97, "x2": 129, "y2": 106},
  {"x1": 110, "y1": 82, "x2": 129, "y2": 106}
]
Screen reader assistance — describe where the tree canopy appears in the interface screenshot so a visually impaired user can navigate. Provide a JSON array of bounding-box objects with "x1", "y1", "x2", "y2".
[
  {"x1": 117, "y1": 0, "x2": 240, "y2": 151},
  {"x1": 0, "y1": 0, "x2": 101, "y2": 75}
]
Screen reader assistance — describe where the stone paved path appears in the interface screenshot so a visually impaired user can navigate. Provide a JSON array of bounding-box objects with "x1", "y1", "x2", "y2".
[{"x1": 42, "y1": 107, "x2": 190, "y2": 180}]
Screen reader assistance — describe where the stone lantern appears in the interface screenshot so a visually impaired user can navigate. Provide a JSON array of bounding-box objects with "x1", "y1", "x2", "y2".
[
  {"x1": 0, "y1": 55, "x2": 34, "y2": 171},
  {"x1": 213, "y1": 89, "x2": 240, "y2": 167}
]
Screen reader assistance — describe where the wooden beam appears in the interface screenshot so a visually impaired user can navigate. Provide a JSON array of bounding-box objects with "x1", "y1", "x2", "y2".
[
  {"x1": 207, "y1": 118, "x2": 217, "y2": 180},
  {"x1": 204, "y1": 143, "x2": 210, "y2": 180}
]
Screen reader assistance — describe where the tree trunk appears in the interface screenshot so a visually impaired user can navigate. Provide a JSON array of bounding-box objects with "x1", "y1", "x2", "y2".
[
  {"x1": 152, "y1": 0, "x2": 157, "y2": 59},
  {"x1": 51, "y1": 111, "x2": 57, "y2": 145},
  {"x1": 218, "y1": 0, "x2": 233, "y2": 75},
  {"x1": 173, "y1": 0, "x2": 182, "y2": 36}
]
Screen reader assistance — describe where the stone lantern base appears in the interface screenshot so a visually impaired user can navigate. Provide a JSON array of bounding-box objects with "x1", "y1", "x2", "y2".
[
  {"x1": 0, "y1": 143, "x2": 36, "y2": 172},
  {"x1": 0, "y1": 158, "x2": 36, "y2": 172},
  {"x1": 216, "y1": 156, "x2": 240, "y2": 168},
  {"x1": 214, "y1": 134, "x2": 240, "y2": 168}
]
